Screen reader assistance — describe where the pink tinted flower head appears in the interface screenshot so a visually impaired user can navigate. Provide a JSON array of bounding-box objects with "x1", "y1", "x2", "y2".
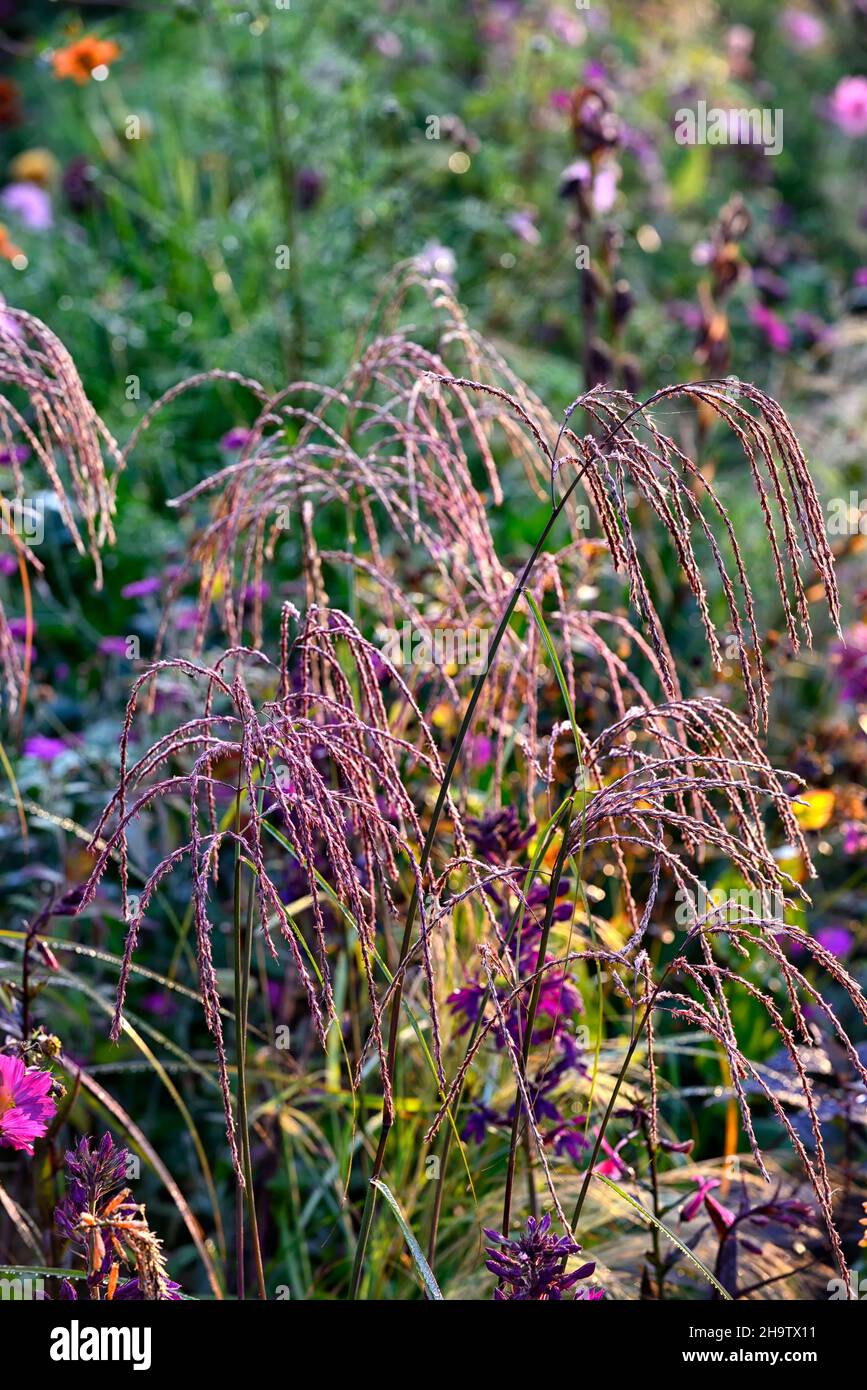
[
  {"x1": 781, "y1": 10, "x2": 825, "y2": 51},
  {"x1": 828, "y1": 76, "x2": 867, "y2": 137},
  {"x1": 0, "y1": 1053, "x2": 56, "y2": 1154}
]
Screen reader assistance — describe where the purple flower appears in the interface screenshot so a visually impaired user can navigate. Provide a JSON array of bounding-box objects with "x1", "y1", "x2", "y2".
[
  {"x1": 827, "y1": 76, "x2": 867, "y2": 138},
  {"x1": 55, "y1": 1134, "x2": 181, "y2": 1300},
  {"x1": 23, "y1": 734, "x2": 69, "y2": 762},
  {"x1": 750, "y1": 302, "x2": 791, "y2": 352},
  {"x1": 484, "y1": 1213, "x2": 598, "y2": 1300},
  {"x1": 63, "y1": 156, "x2": 98, "y2": 214},
  {"x1": 548, "y1": 1118, "x2": 591, "y2": 1163},
  {"x1": 415, "y1": 241, "x2": 456, "y2": 281},
  {"x1": 842, "y1": 821, "x2": 867, "y2": 854},
  {"x1": 466, "y1": 805, "x2": 533, "y2": 863},
  {"x1": 219, "y1": 426, "x2": 253, "y2": 452},
  {"x1": 462, "y1": 1105, "x2": 500, "y2": 1145},
  {"x1": 447, "y1": 983, "x2": 486, "y2": 1035},
  {"x1": 705, "y1": 1192, "x2": 737, "y2": 1236},
  {"x1": 507, "y1": 210, "x2": 540, "y2": 246},
  {"x1": 121, "y1": 576, "x2": 161, "y2": 600},
  {"x1": 243, "y1": 580, "x2": 270, "y2": 603},
  {"x1": 0, "y1": 442, "x2": 29, "y2": 466},
  {"x1": 0, "y1": 1053, "x2": 56, "y2": 1154},
  {"x1": 832, "y1": 625, "x2": 867, "y2": 702},
  {"x1": 0, "y1": 181, "x2": 52, "y2": 230},
  {"x1": 815, "y1": 924, "x2": 854, "y2": 958},
  {"x1": 466, "y1": 733, "x2": 493, "y2": 767},
  {"x1": 98, "y1": 636, "x2": 129, "y2": 656},
  {"x1": 295, "y1": 167, "x2": 324, "y2": 211}
]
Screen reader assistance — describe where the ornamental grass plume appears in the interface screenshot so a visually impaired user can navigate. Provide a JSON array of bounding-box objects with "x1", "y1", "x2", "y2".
[
  {"x1": 127, "y1": 264, "x2": 838, "y2": 746},
  {"x1": 0, "y1": 304, "x2": 121, "y2": 713},
  {"x1": 67, "y1": 268, "x2": 860, "y2": 1296},
  {"x1": 77, "y1": 601, "x2": 472, "y2": 1173}
]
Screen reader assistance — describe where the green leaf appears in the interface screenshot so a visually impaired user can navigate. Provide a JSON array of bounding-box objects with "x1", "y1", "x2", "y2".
[
  {"x1": 593, "y1": 1172, "x2": 732, "y2": 1299},
  {"x1": 370, "y1": 1179, "x2": 444, "y2": 1301}
]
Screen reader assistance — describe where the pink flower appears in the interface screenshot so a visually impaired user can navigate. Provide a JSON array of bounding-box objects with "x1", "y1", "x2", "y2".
[
  {"x1": 704, "y1": 1192, "x2": 737, "y2": 1236},
  {"x1": 0, "y1": 1053, "x2": 56, "y2": 1154},
  {"x1": 828, "y1": 76, "x2": 867, "y2": 138},
  {"x1": 750, "y1": 301, "x2": 791, "y2": 352},
  {"x1": 781, "y1": 10, "x2": 825, "y2": 51},
  {"x1": 681, "y1": 1175, "x2": 721, "y2": 1221},
  {"x1": 594, "y1": 1130, "x2": 632, "y2": 1179},
  {"x1": 547, "y1": 9, "x2": 586, "y2": 46}
]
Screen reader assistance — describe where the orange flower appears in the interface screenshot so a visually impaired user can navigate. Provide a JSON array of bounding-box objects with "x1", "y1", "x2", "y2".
[
  {"x1": 52, "y1": 35, "x2": 121, "y2": 84},
  {"x1": 0, "y1": 224, "x2": 23, "y2": 262},
  {"x1": 9, "y1": 148, "x2": 59, "y2": 188}
]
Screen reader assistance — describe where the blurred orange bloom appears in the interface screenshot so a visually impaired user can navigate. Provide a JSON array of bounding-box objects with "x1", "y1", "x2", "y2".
[
  {"x1": 52, "y1": 35, "x2": 121, "y2": 84},
  {"x1": 0, "y1": 225, "x2": 24, "y2": 262},
  {"x1": 9, "y1": 148, "x2": 59, "y2": 188}
]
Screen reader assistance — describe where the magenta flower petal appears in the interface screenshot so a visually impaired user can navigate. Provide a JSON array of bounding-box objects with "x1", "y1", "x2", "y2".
[{"x1": 0, "y1": 1053, "x2": 56, "y2": 1155}]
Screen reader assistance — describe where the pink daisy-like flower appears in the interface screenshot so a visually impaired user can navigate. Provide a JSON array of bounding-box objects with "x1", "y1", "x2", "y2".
[{"x1": 0, "y1": 1053, "x2": 56, "y2": 1154}]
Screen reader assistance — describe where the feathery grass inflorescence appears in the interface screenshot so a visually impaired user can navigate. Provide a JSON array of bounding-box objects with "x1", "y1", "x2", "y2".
[
  {"x1": 70, "y1": 268, "x2": 858, "y2": 1296},
  {"x1": 0, "y1": 306, "x2": 121, "y2": 714}
]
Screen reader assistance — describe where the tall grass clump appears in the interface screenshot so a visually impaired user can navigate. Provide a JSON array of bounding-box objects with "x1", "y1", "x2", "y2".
[{"x1": 46, "y1": 268, "x2": 863, "y2": 1298}]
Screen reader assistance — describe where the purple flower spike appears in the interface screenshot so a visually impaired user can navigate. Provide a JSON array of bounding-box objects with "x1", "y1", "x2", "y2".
[{"x1": 484, "y1": 1213, "x2": 600, "y2": 1300}]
